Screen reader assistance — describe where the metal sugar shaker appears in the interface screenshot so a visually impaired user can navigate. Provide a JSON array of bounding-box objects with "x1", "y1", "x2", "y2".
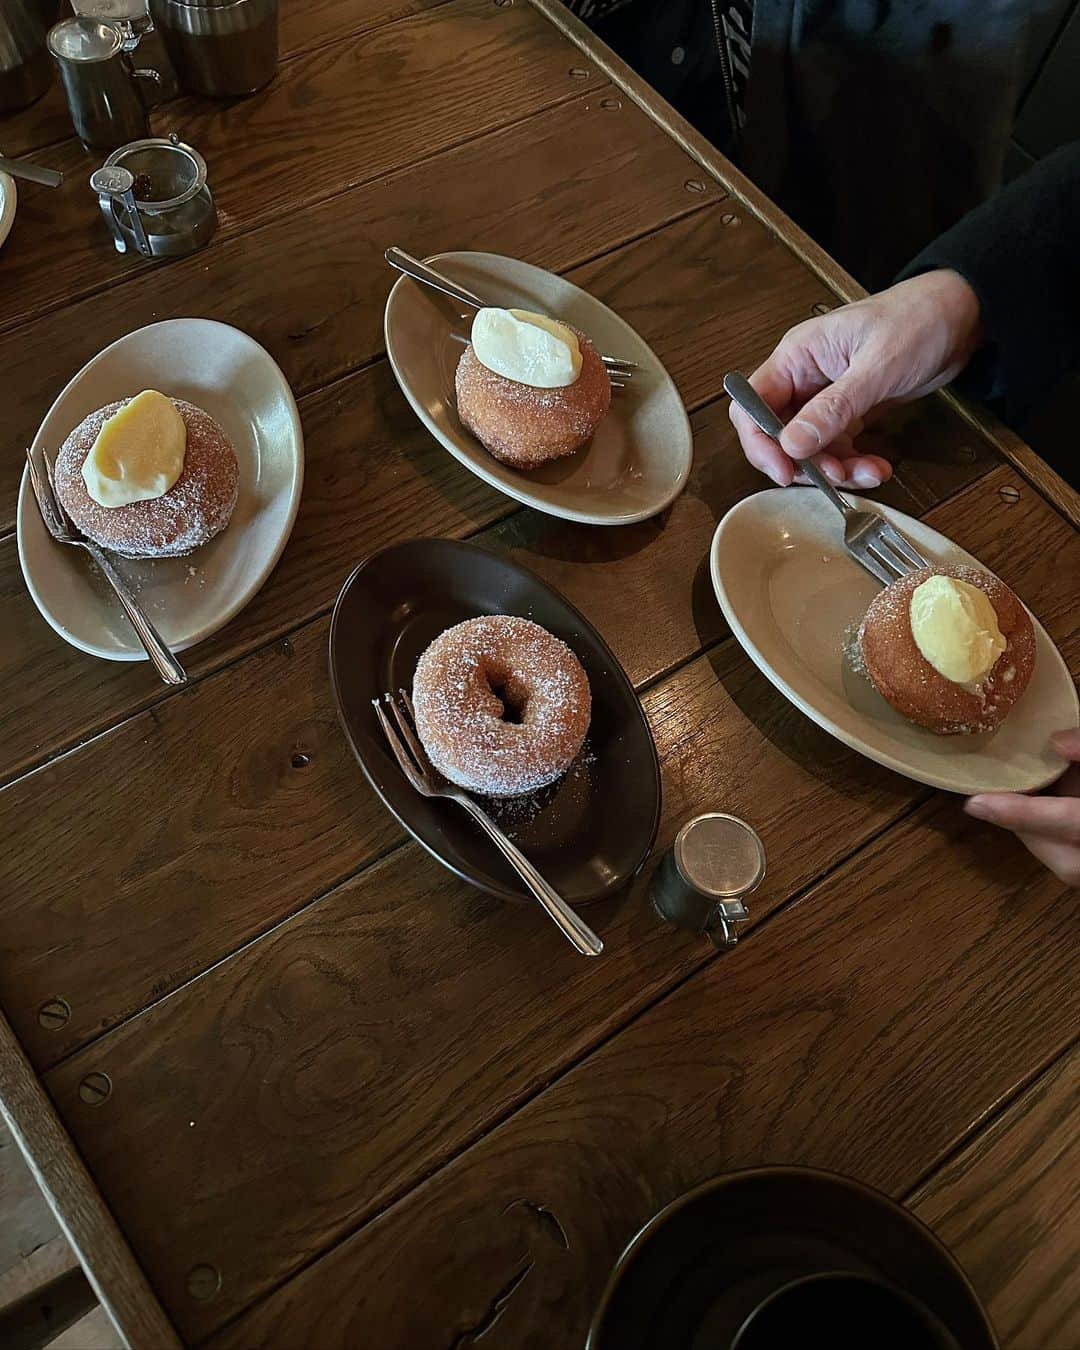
[
  {"x1": 650, "y1": 813, "x2": 766, "y2": 947},
  {"x1": 92, "y1": 134, "x2": 215, "y2": 257}
]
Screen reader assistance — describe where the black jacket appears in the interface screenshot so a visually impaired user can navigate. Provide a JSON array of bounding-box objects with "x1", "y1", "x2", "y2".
[{"x1": 901, "y1": 142, "x2": 1080, "y2": 431}]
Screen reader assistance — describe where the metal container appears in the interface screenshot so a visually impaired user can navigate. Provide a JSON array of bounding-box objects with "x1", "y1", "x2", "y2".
[
  {"x1": 0, "y1": 1, "x2": 62, "y2": 114},
  {"x1": 48, "y1": 16, "x2": 161, "y2": 152},
  {"x1": 149, "y1": 0, "x2": 278, "y2": 97},
  {"x1": 92, "y1": 134, "x2": 215, "y2": 257},
  {"x1": 649, "y1": 812, "x2": 765, "y2": 947}
]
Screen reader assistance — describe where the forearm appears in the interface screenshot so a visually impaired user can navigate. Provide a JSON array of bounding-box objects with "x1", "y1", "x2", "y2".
[{"x1": 899, "y1": 142, "x2": 1080, "y2": 420}]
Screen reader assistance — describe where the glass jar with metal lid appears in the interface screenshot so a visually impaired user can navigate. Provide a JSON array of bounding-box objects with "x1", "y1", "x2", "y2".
[{"x1": 650, "y1": 812, "x2": 766, "y2": 947}]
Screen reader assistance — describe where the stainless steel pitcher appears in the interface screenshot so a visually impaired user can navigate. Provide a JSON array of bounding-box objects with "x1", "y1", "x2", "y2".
[
  {"x1": 149, "y1": 0, "x2": 278, "y2": 97},
  {"x1": 48, "y1": 16, "x2": 161, "y2": 152},
  {"x1": 0, "y1": 1, "x2": 62, "y2": 113}
]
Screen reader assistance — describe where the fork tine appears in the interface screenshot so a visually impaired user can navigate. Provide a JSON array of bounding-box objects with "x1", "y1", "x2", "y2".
[
  {"x1": 878, "y1": 521, "x2": 928, "y2": 571},
  {"x1": 41, "y1": 450, "x2": 72, "y2": 528},
  {"x1": 602, "y1": 355, "x2": 638, "y2": 371},
  {"x1": 866, "y1": 536, "x2": 911, "y2": 579},
  {"x1": 851, "y1": 545, "x2": 896, "y2": 587},
  {"x1": 24, "y1": 447, "x2": 62, "y2": 536},
  {"x1": 372, "y1": 696, "x2": 426, "y2": 793},
  {"x1": 389, "y1": 689, "x2": 432, "y2": 772}
]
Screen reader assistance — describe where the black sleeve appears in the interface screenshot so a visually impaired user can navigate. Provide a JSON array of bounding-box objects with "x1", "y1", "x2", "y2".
[{"x1": 898, "y1": 141, "x2": 1080, "y2": 422}]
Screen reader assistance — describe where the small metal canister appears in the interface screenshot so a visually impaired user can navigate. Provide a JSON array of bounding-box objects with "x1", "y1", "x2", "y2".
[
  {"x1": 91, "y1": 133, "x2": 216, "y2": 257},
  {"x1": 149, "y1": 0, "x2": 279, "y2": 98},
  {"x1": 650, "y1": 813, "x2": 766, "y2": 947},
  {"x1": 47, "y1": 15, "x2": 160, "y2": 152}
]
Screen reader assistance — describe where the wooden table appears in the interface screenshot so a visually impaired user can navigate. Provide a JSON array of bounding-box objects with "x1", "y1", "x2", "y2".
[{"x1": 1, "y1": 3, "x2": 1078, "y2": 1346}]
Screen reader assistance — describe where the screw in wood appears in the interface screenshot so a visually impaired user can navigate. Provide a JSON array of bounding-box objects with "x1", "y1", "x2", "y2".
[
  {"x1": 187, "y1": 1265, "x2": 222, "y2": 1301},
  {"x1": 684, "y1": 179, "x2": 708, "y2": 194},
  {"x1": 79, "y1": 1072, "x2": 112, "y2": 1105},
  {"x1": 811, "y1": 301, "x2": 832, "y2": 315},
  {"x1": 998, "y1": 484, "x2": 1021, "y2": 502},
  {"x1": 291, "y1": 752, "x2": 311, "y2": 769},
  {"x1": 721, "y1": 213, "x2": 740, "y2": 227},
  {"x1": 600, "y1": 97, "x2": 622, "y2": 111},
  {"x1": 37, "y1": 997, "x2": 70, "y2": 1030},
  {"x1": 569, "y1": 67, "x2": 588, "y2": 81}
]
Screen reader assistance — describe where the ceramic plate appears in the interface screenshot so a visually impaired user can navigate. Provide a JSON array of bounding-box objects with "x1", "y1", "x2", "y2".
[
  {"x1": 383, "y1": 251, "x2": 692, "y2": 525},
  {"x1": 17, "y1": 319, "x2": 304, "y2": 660},
  {"x1": 588, "y1": 1168, "x2": 997, "y2": 1350},
  {"x1": 329, "y1": 538, "x2": 661, "y2": 903},
  {"x1": 0, "y1": 170, "x2": 15, "y2": 249},
  {"x1": 712, "y1": 488, "x2": 1078, "y2": 795}
]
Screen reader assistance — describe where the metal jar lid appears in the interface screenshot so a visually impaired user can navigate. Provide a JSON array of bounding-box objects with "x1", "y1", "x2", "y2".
[
  {"x1": 673, "y1": 813, "x2": 766, "y2": 899},
  {"x1": 48, "y1": 16, "x2": 125, "y2": 62}
]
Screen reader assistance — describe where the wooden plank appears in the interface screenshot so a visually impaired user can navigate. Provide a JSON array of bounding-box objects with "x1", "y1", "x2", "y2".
[
  {"x1": 0, "y1": 202, "x2": 832, "y2": 773},
  {"x1": 0, "y1": 0, "x2": 605, "y2": 333},
  {"x1": 45, "y1": 1304, "x2": 124, "y2": 1350},
  {"x1": 33, "y1": 460, "x2": 1080, "y2": 1341},
  {"x1": 42, "y1": 640, "x2": 930, "y2": 1342},
  {"x1": 0, "y1": 1011, "x2": 179, "y2": 1349},
  {"x1": 911, "y1": 1043, "x2": 1080, "y2": 1350},
  {"x1": 1, "y1": 1118, "x2": 64, "y2": 1294},
  {"x1": 0, "y1": 1267, "x2": 95, "y2": 1350},
  {"x1": 2, "y1": 1, "x2": 457, "y2": 161},
  {"x1": 208, "y1": 797, "x2": 1078, "y2": 1350},
  {"x1": 0, "y1": 90, "x2": 716, "y2": 508},
  {"x1": 0, "y1": 415, "x2": 1015, "y2": 1077}
]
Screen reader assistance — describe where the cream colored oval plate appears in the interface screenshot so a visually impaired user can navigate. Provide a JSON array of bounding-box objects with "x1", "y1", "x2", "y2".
[
  {"x1": 17, "y1": 318, "x2": 304, "y2": 661},
  {"x1": 384, "y1": 251, "x2": 692, "y2": 524},
  {"x1": 712, "y1": 488, "x2": 1078, "y2": 794},
  {"x1": 0, "y1": 170, "x2": 16, "y2": 249}
]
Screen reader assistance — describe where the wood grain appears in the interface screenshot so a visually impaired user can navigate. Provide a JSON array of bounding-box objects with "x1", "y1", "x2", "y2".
[
  {"x1": 43, "y1": 638, "x2": 927, "y2": 1342},
  {"x1": 0, "y1": 0, "x2": 605, "y2": 333},
  {"x1": 208, "y1": 796, "x2": 1078, "y2": 1350},
  {"x1": 3, "y1": 1, "x2": 458, "y2": 162},
  {"x1": 0, "y1": 1011, "x2": 178, "y2": 1349},
  {"x1": 0, "y1": 441, "x2": 1025, "y2": 1078},
  {"x1": 911, "y1": 1043, "x2": 1080, "y2": 1350},
  {"x1": 0, "y1": 90, "x2": 716, "y2": 506},
  {"x1": 0, "y1": 202, "x2": 832, "y2": 772}
]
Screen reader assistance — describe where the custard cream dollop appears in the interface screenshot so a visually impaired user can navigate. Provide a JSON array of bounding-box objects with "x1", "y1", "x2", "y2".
[
  {"x1": 82, "y1": 390, "x2": 187, "y2": 508},
  {"x1": 470, "y1": 308, "x2": 582, "y2": 388},
  {"x1": 909, "y1": 574, "x2": 1006, "y2": 684}
]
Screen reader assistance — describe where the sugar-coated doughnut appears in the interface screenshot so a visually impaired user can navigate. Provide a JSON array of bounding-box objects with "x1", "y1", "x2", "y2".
[
  {"x1": 412, "y1": 615, "x2": 591, "y2": 796},
  {"x1": 455, "y1": 328, "x2": 611, "y2": 469},
  {"x1": 858, "y1": 564, "x2": 1035, "y2": 734},
  {"x1": 53, "y1": 397, "x2": 239, "y2": 558}
]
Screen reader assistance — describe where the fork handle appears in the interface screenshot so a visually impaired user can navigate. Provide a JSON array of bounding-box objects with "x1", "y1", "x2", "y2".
[
  {"x1": 723, "y1": 372, "x2": 851, "y2": 518},
  {"x1": 385, "y1": 247, "x2": 486, "y2": 312},
  {"x1": 458, "y1": 797, "x2": 604, "y2": 956},
  {"x1": 85, "y1": 543, "x2": 187, "y2": 686}
]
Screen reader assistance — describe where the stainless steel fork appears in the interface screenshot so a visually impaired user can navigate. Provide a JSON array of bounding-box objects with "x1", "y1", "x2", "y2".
[
  {"x1": 723, "y1": 372, "x2": 929, "y2": 585},
  {"x1": 372, "y1": 689, "x2": 603, "y2": 957},
  {"x1": 25, "y1": 447, "x2": 187, "y2": 685},
  {"x1": 385, "y1": 247, "x2": 637, "y2": 388}
]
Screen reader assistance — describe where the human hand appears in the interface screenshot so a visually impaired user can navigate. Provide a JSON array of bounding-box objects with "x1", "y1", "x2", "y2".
[
  {"x1": 964, "y1": 729, "x2": 1080, "y2": 887},
  {"x1": 729, "y1": 269, "x2": 984, "y2": 489}
]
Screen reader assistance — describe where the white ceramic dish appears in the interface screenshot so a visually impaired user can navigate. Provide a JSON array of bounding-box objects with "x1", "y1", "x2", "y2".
[
  {"x1": 0, "y1": 170, "x2": 16, "y2": 249},
  {"x1": 17, "y1": 318, "x2": 304, "y2": 661},
  {"x1": 711, "y1": 488, "x2": 1078, "y2": 794},
  {"x1": 384, "y1": 251, "x2": 692, "y2": 525}
]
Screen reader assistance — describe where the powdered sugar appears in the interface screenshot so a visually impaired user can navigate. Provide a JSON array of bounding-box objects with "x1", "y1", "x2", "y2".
[
  {"x1": 413, "y1": 615, "x2": 591, "y2": 797},
  {"x1": 53, "y1": 397, "x2": 239, "y2": 558}
]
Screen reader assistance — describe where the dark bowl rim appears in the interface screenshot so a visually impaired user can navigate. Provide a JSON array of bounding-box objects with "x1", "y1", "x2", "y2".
[
  {"x1": 585, "y1": 1164, "x2": 1000, "y2": 1350},
  {"x1": 327, "y1": 535, "x2": 662, "y2": 903}
]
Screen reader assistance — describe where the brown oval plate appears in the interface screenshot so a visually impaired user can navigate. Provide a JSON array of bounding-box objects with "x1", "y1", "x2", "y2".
[
  {"x1": 328, "y1": 538, "x2": 661, "y2": 903},
  {"x1": 588, "y1": 1167, "x2": 998, "y2": 1350}
]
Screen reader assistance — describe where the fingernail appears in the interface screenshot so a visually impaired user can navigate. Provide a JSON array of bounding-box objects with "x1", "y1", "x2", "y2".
[
  {"x1": 852, "y1": 466, "x2": 882, "y2": 488},
  {"x1": 822, "y1": 462, "x2": 845, "y2": 485},
  {"x1": 964, "y1": 796, "x2": 993, "y2": 820},
  {"x1": 779, "y1": 418, "x2": 821, "y2": 458},
  {"x1": 1050, "y1": 729, "x2": 1080, "y2": 752}
]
